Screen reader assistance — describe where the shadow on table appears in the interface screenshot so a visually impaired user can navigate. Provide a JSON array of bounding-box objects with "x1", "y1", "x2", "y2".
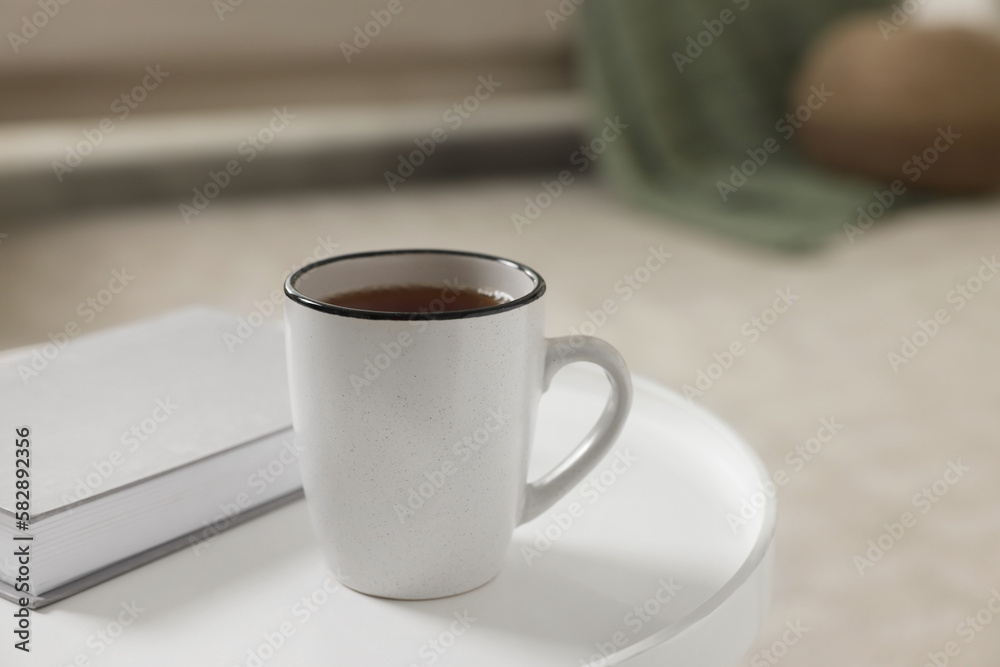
[
  {"x1": 378, "y1": 540, "x2": 722, "y2": 660},
  {"x1": 34, "y1": 497, "x2": 315, "y2": 622}
]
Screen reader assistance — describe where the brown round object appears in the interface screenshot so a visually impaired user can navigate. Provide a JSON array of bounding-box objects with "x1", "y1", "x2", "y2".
[{"x1": 789, "y1": 14, "x2": 1000, "y2": 193}]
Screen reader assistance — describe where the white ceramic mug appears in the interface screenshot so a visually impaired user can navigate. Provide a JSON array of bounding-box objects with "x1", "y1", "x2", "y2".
[{"x1": 284, "y1": 249, "x2": 632, "y2": 599}]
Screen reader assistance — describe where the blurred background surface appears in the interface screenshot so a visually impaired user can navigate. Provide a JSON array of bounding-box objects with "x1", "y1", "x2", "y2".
[{"x1": 2, "y1": 0, "x2": 1000, "y2": 665}]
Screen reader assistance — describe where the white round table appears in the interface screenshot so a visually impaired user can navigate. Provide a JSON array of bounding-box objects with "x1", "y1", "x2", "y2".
[{"x1": 8, "y1": 364, "x2": 774, "y2": 667}]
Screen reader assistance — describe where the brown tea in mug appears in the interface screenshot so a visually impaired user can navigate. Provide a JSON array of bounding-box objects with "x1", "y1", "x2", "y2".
[{"x1": 320, "y1": 284, "x2": 509, "y2": 313}]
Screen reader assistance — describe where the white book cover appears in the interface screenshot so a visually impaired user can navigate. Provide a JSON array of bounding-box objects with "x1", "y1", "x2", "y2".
[
  {"x1": 0, "y1": 306, "x2": 291, "y2": 517},
  {"x1": 0, "y1": 307, "x2": 298, "y2": 606}
]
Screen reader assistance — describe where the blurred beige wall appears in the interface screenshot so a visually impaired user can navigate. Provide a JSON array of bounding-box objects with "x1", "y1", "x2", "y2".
[{"x1": 1, "y1": 0, "x2": 575, "y2": 120}]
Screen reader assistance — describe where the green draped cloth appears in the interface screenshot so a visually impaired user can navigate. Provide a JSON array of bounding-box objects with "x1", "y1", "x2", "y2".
[{"x1": 581, "y1": 0, "x2": 891, "y2": 251}]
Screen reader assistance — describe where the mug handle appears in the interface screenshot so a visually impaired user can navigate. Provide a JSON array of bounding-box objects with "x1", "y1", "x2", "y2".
[{"x1": 519, "y1": 336, "x2": 633, "y2": 524}]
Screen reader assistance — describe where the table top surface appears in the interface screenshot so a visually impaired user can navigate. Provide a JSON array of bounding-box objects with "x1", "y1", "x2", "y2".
[{"x1": 4, "y1": 365, "x2": 775, "y2": 667}]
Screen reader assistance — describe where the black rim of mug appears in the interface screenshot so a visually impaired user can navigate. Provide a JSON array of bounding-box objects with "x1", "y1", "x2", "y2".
[{"x1": 284, "y1": 248, "x2": 547, "y2": 320}]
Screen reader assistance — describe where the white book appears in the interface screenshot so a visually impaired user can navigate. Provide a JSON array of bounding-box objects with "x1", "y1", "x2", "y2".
[{"x1": 0, "y1": 307, "x2": 300, "y2": 608}]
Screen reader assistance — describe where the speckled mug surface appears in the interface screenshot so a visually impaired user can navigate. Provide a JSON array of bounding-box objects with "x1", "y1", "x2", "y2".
[{"x1": 284, "y1": 249, "x2": 632, "y2": 599}]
